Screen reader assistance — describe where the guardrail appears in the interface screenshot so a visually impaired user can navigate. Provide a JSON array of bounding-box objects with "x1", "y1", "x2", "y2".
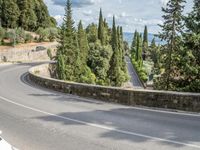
[{"x1": 29, "y1": 63, "x2": 200, "y2": 112}]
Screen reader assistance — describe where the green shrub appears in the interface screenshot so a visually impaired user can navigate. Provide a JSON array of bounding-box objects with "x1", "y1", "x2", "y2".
[
  {"x1": 48, "y1": 27, "x2": 58, "y2": 42},
  {"x1": 25, "y1": 33, "x2": 33, "y2": 43},
  {"x1": 5, "y1": 29, "x2": 16, "y2": 47},
  {"x1": 15, "y1": 28, "x2": 26, "y2": 43},
  {"x1": 36, "y1": 27, "x2": 49, "y2": 42}
]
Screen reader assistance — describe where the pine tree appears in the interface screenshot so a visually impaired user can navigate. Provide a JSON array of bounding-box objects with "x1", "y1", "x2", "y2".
[
  {"x1": 181, "y1": 0, "x2": 200, "y2": 92},
  {"x1": 98, "y1": 8, "x2": 105, "y2": 45},
  {"x1": 185, "y1": 0, "x2": 200, "y2": 34},
  {"x1": 156, "y1": 0, "x2": 186, "y2": 90},
  {"x1": 1, "y1": 0, "x2": 20, "y2": 28},
  {"x1": 56, "y1": 0, "x2": 80, "y2": 81}
]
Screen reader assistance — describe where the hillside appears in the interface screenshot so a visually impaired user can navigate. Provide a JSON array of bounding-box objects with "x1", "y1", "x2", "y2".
[
  {"x1": 0, "y1": 0, "x2": 56, "y2": 31},
  {"x1": 123, "y1": 32, "x2": 163, "y2": 45}
]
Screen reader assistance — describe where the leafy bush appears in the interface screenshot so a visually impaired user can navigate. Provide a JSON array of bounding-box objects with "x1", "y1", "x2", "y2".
[
  {"x1": 25, "y1": 33, "x2": 33, "y2": 43},
  {"x1": 15, "y1": 28, "x2": 26, "y2": 43},
  {"x1": 79, "y1": 66, "x2": 96, "y2": 84},
  {"x1": 36, "y1": 27, "x2": 58, "y2": 42},
  {"x1": 5, "y1": 29, "x2": 16, "y2": 46},
  {"x1": 48, "y1": 27, "x2": 58, "y2": 42},
  {"x1": 36, "y1": 27, "x2": 49, "y2": 42},
  {"x1": 132, "y1": 58, "x2": 148, "y2": 83}
]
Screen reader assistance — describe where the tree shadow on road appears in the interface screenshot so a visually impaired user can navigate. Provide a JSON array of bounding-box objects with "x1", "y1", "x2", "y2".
[{"x1": 33, "y1": 107, "x2": 200, "y2": 149}]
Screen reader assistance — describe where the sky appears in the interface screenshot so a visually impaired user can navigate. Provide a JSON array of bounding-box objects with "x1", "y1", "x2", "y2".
[{"x1": 44, "y1": 0, "x2": 193, "y2": 34}]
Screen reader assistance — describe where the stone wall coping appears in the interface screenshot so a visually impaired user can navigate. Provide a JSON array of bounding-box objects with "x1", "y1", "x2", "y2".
[{"x1": 29, "y1": 63, "x2": 200, "y2": 97}]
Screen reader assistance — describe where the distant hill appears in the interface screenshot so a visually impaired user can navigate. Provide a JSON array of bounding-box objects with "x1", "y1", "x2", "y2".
[{"x1": 123, "y1": 32, "x2": 164, "y2": 46}]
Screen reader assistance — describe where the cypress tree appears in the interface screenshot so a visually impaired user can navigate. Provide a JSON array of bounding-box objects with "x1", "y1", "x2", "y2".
[
  {"x1": 98, "y1": 8, "x2": 105, "y2": 45},
  {"x1": 78, "y1": 20, "x2": 89, "y2": 65},
  {"x1": 109, "y1": 16, "x2": 124, "y2": 86},
  {"x1": 56, "y1": 0, "x2": 80, "y2": 81},
  {"x1": 156, "y1": 0, "x2": 186, "y2": 90},
  {"x1": 143, "y1": 25, "x2": 148, "y2": 44},
  {"x1": 143, "y1": 25, "x2": 148, "y2": 58},
  {"x1": 131, "y1": 30, "x2": 138, "y2": 57}
]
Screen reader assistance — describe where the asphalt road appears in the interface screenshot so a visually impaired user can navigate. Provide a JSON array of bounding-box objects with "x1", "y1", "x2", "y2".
[
  {"x1": 0, "y1": 63, "x2": 200, "y2": 150},
  {"x1": 125, "y1": 56, "x2": 144, "y2": 88}
]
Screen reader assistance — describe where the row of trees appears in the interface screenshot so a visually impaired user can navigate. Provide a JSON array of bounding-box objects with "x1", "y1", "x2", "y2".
[
  {"x1": 0, "y1": 0, "x2": 56, "y2": 31},
  {"x1": 130, "y1": 26, "x2": 149, "y2": 82},
  {"x1": 154, "y1": 0, "x2": 200, "y2": 92},
  {"x1": 56, "y1": 0, "x2": 129, "y2": 87}
]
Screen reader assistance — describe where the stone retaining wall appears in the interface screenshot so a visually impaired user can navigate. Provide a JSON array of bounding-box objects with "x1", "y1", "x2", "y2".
[
  {"x1": 29, "y1": 64, "x2": 200, "y2": 112},
  {"x1": 0, "y1": 42, "x2": 57, "y2": 63}
]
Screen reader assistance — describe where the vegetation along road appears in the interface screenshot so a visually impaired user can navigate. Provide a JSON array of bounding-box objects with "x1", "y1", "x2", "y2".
[{"x1": 0, "y1": 63, "x2": 200, "y2": 150}]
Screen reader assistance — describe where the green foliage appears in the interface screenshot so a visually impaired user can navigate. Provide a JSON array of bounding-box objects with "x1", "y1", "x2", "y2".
[
  {"x1": 1, "y1": 0, "x2": 20, "y2": 28},
  {"x1": 5, "y1": 29, "x2": 17, "y2": 46},
  {"x1": 109, "y1": 16, "x2": 128, "y2": 86},
  {"x1": 56, "y1": 0, "x2": 81, "y2": 82},
  {"x1": 48, "y1": 27, "x2": 58, "y2": 42},
  {"x1": 0, "y1": 0, "x2": 56, "y2": 31},
  {"x1": 78, "y1": 21, "x2": 89, "y2": 65},
  {"x1": 0, "y1": 27, "x2": 5, "y2": 45},
  {"x1": 88, "y1": 41, "x2": 113, "y2": 85},
  {"x1": 86, "y1": 23, "x2": 98, "y2": 43},
  {"x1": 155, "y1": 0, "x2": 186, "y2": 90},
  {"x1": 132, "y1": 59, "x2": 148, "y2": 82},
  {"x1": 78, "y1": 66, "x2": 96, "y2": 84},
  {"x1": 25, "y1": 33, "x2": 33, "y2": 43},
  {"x1": 36, "y1": 27, "x2": 57, "y2": 42},
  {"x1": 55, "y1": 2, "x2": 128, "y2": 87},
  {"x1": 98, "y1": 9, "x2": 105, "y2": 45}
]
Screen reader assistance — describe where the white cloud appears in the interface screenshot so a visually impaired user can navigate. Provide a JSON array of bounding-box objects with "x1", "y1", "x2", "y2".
[{"x1": 160, "y1": 0, "x2": 169, "y2": 6}]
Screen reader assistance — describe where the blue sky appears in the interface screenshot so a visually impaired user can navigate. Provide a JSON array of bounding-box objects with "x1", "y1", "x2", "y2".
[{"x1": 44, "y1": 0, "x2": 193, "y2": 33}]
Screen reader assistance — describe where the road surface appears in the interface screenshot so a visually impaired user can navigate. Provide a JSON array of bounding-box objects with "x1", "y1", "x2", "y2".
[
  {"x1": 0, "y1": 63, "x2": 200, "y2": 150},
  {"x1": 125, "y1": 56, "x2": 144, "y2": 88}
]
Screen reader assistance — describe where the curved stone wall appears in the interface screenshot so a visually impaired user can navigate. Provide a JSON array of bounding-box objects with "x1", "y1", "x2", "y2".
[{"x1": 29, "y1": 64, "x2": 200, "y2": 112}]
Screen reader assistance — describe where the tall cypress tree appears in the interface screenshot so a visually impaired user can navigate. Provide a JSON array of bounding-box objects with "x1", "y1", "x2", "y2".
[
  {"x1": 56, "y1": 0, "x2": 80, "y2": 81},
  {"x1": 143, "y1": 25, "x2": 148, "y2": 57},
  {"x1": 78, "y1": 20, "x2": 89, "y2": 65},
  {"x1": 143, "y1": 25, "x2": 148, "y2": 44},
  {"x1": 109, "y1": 16, "x2": 124, "y2": 86},
  {"x1": 98, "y1": 8, "x2": 105, "y2": 45},
  {"x1": 156, "y1": 0, "x2": 186, "y2": 90},
  {"x1": 131, "y1": 30, "x2": 138, "y2": 57}
]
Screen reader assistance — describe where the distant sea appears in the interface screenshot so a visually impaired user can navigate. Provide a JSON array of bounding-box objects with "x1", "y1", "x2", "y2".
[{"x1": 123, "y1": 32, "x2": 164, "y2": 46}]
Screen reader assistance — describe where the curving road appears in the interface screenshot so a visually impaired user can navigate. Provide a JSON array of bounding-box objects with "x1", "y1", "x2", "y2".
[
  {"x1": 0, "y1": 63, "x2": 200, "y2": 150},
  {"x1": 125, "y1": 56, "x2": 144, "y2": 88}
]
